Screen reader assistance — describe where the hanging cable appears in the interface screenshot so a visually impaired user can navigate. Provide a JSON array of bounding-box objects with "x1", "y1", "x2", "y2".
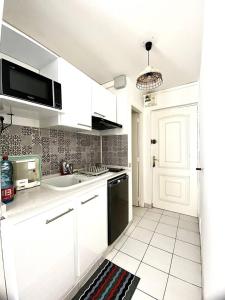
[{"x1": 0, "y1": 113, "x2": 14, "y2": 135}]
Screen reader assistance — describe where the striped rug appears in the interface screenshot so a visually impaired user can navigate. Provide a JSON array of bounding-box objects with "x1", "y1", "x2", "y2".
[{"x1": 73, "y1": 259, "x2": 140, "y2": 300}]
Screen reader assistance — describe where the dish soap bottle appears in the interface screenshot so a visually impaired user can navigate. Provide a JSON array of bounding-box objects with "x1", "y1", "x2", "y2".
[{"x1": 1, "y1": 154, "x2": 14, "y2": 204}]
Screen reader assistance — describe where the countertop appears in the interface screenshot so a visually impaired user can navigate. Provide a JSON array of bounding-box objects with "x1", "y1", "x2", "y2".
[{"x1": 3, "y1": 168, "x2": 130, "y2": 223}]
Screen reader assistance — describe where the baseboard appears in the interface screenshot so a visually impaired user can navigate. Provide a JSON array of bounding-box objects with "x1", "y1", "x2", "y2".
[{"x1": 144, "y1": 203, "x2": 153, "y2": 208}]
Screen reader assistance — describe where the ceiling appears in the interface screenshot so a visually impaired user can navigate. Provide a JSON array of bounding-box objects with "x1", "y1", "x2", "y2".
[{"x1": 3, "y1": 0, "x2": 203, "y2": 90}]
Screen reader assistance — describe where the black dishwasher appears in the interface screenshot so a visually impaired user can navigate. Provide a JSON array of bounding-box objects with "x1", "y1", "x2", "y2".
[{"x1": 108, "y1": 174, "x2": 129, "y2": 245}]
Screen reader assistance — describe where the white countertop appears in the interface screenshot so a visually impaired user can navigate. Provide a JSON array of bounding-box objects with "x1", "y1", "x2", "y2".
[{"x1": 3, "y1": 169, "x2": 130, "y2": 223}]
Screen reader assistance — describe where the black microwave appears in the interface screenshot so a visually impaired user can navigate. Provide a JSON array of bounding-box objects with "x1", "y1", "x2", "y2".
[{"x1": 0, "y1": 59, "x2": 62, "y2": 109}]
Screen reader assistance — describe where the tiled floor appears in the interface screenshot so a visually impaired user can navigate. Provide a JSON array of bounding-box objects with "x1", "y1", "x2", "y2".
[{"x1": 105, "y1": 206, "x2": 202, "y2": 300}]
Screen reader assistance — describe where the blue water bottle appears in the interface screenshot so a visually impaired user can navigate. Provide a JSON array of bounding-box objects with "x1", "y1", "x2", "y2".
[{"x1": 1, "y1": 154, "x2": 14, "y2": 204}]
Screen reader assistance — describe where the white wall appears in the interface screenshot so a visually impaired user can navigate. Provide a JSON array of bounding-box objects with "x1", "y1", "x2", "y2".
[
  {"x1": 143, "y1": 82, "x2": 199, "y2": 205},
  {"x1": 199, "y1": 1, "x2": 225, "y2": 299}
]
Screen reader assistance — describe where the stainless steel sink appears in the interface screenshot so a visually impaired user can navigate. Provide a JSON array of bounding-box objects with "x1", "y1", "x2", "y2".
[{"x1": 42, "y1": 174, "x2": 89, "y2": 191}]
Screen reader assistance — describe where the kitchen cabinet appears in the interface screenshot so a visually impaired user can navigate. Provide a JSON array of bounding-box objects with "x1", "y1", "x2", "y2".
[
  {"x1": 1, "y1": 183, "x2": 108, "y2": 299},
  {"x1": 78, "y1": 184, "x2": 108, "y2": 276},
  {"x1": 58, "y1": 59, "x2": 92, "y2": 129},
  {"x1": 92, "y1": 81, "x2": 117, "y2": 123},
  {"x1": 41, "y1": 58, "x2": 92, "y2": 130},
  {"x1": 2, "y1": 202, "x2": 77, "y2": 300}
]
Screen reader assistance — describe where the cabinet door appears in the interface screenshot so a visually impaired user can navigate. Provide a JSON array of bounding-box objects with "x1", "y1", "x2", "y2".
[
  {"x1": 58, "y1": 59, "x2": 92, "y2": 129},
  {"x1": 92, "y1": 82, "x2": 117, "y2": 122},
  {"x1": 104, "y1": 90, "x2": 117, "y2": 123},
  {"x1": 10, "y1": 203, "x2": 77, "y2": 300},
  {"x1": 78, "y1": 185, "x2": 107, "y2": 276}
]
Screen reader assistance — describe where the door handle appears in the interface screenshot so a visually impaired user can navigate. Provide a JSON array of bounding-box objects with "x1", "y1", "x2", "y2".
[
  {"x1": 77, "y1": 123, "x2": 92, "y2": 128},
  {"x1": 93, "y1": 112, "x2": 106, "y2": 118},
  {"x1": 81, "y1": 195, "x2": 98, "y2": 205},
  {"x1": 46, "y1": 208, "x2": 74, "y2": 224},
  {"x1": 152, "y1": 155, "x2": 159, "y2": 168}
]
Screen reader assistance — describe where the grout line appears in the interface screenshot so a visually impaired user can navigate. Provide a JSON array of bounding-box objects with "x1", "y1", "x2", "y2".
[
  {"x1": 118, "y1": 249, "x2": 143, "y2": 263},
  {"x1": 155, "y1": 229, "x2": 177, "y2": 239},
  {"x1": 172, "y1": 253, "x2": 202, "y2": 265},
  {"x1": 175, "y1": 237, "x2": 201, "y2": 248},
  {"x1": 176, "y1": 237, "x2": 200, "y2": 247},
  {"x1": 162, "y1": 213, "x2": 180, "y2": 300},
  {"x1": 128, "y1": 234, "x2": 153, "y2": 246},
  {"x1": 113, "y1": 250, "x2": 202, "y2": 290},
  {"x1": 134, "y1": 208, "x2": 201, "y2": 284},
  {"x1": 117, "y1": 207, "x2": 202, "y2": 297},
  {"x1": 147, "y1": 244, "x2": 174, "y2": 255},
  {"x1": 136, "y1": 288, "x2": 159, "y2": 300},
  {"x1": 162, "y1": 212, "x2": 180, "y2": 220},
  {"x1": 149, "y1": 227, "x2": 200, "y2": 247},
  {"x1": 133, "y1": 208, "x2": 202, "y2": 284},
  {"x1": 113, "y1": 235, "x2": 128, "y2": 251},
  {"x1": 144, "y1": 211, "x2": 163, "y2": 216},
  {"x1": 141, "y1": 215, "x2": 162, "y2": 222},
  {"x1": 178, "y1": 225, "x2": 200, "y2": 234},
  {"x1": 158, "y1": 221, "x2": 179, "y2": 228},
  {"x1": 138, "y1": 223, "x2": 158, "y2": 232},
  {"x1": 169, "y1": 274, "x2": 202, "y2": 289},
  {"x1": 137, "y1": 260, "x2": 171, "y2": 276},
  {"x1": 106, "y1": 249, "x2": 118, "y2": 262},
  {"x1": 134, "y1": 209, "x2": 164, "y2": 277},
  {"x1": 133, "y1": 209, "x2": 201, "y2": 249}
]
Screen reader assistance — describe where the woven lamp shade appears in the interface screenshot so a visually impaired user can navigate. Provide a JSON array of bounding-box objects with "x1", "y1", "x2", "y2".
[{"x1": 136, "y1": 66, "x2": 163, "y2": 90}]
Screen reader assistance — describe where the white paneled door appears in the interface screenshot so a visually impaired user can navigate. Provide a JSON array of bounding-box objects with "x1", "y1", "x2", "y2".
[{"x1": 152, "y1": 105, "x2": 198, "y2": 216}]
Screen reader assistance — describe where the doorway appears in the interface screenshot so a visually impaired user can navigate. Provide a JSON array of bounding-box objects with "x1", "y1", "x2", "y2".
[
  {"x1": 151, "y1": 105, "x2": 198, "y2": 216},
  {"x1": 132, "y1": 110, "x2": 140, "y2": 207}
]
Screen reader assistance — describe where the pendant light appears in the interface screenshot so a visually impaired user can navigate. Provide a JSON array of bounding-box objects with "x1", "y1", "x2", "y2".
[{"x1": 136, "y1": 41, "x2": 163, "y2": 90}]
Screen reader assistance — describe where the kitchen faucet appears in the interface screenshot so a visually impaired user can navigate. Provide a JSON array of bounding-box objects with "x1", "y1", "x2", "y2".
[{"x1": 60, "y1": 160, "x2": 73, "y2": 175}]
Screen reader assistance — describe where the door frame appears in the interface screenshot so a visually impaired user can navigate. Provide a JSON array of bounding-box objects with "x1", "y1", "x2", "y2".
[
  {"x1": 150, "y1": 103, "x2": 200, "y2": 216},
  {"x1": 131, "y1": 106, "x2": 144, "y2": 207}
]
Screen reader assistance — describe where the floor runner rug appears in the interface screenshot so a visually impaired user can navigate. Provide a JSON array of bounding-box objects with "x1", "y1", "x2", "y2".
[{"x1": 73, "y1": 259, "x2": 140, "y2": 300}]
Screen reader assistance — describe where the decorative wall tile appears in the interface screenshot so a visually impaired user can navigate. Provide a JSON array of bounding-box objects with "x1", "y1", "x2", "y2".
[
  {"x1": 0, "y1": 125, "x2": 102, "y2": 176},
  {"x1": 22, "y1": 145, "x2": 32, "y2": 155},
  {"x1": 102, "y1": 135, "x2": 128, "y2": 166},
  {"x1": 50, "y1": 129, "x2": 57, "y2": 138},
  {"x1": 22, "y1": 126, "x2": 32, "y2": 135},
  {"x1": 21, "y1": 135, "x2": 32, "y2": 146},
  {"x1": 0, "y1": 125, "x2": 128, "y2": 175}
]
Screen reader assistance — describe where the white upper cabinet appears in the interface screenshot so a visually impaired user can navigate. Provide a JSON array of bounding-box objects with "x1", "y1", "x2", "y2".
[
  {"x1": 58, "y1": 59, "x2": 92, "y2": 129},
  {"x1": 41, "y1": 58, "x2": 92, "y2": 130},
  {"x1": 0, "y1": 23, "x2": 119, "y2": 129},
  {"x1": 92, "y1": 81, "x2": 117, "y2": 123}
]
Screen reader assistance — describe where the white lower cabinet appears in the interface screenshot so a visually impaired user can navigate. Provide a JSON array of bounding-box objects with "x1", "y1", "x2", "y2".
[
  {"x1": 2, "y1": 184, "x2": 108, "y2": 300},
  {"x1": 2, "y1": 202, "x2": 77, "y2": 300},
  {"x1": 78, "y1": 184, "x2": 108, "y2": 276}
]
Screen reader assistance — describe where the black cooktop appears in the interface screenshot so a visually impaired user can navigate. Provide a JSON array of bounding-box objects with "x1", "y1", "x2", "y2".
[{"x1": 108, "y1": 167, "x2": 125, "y2": 172}]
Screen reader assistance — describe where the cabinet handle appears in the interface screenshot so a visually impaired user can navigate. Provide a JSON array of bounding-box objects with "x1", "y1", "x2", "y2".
[
  {"x1": 81, "y1": 195, "x2": 98, "y2": 205},
  {"x1": 46, "y1": 208, "x2": 74, "y2": 224},
  {"x1": 93, "y1": 112, "x2": 105, "y2": 118},
  {"x1": 77, "y1": 123, "x2": 92, "y2": 128},
  {"x1": 196, "y1": 168, "x2": 203, "y2": 171}
]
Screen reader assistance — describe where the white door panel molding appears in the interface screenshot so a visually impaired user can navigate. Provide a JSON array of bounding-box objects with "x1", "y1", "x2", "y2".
[{"x1": 152, "y1": 105, "x2": 198, "y2": 216}]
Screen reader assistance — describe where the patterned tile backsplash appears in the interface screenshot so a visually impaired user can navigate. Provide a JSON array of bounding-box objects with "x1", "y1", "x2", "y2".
[
  {"x1": 0, "y1": 125, "x2": 128, "y2": 176},
  {"x1": 0, "y1": 125, "x2": 101, "y2": 176},
  {"x1": 102, "y1": 135, "x2": 128, "y2": 166}
]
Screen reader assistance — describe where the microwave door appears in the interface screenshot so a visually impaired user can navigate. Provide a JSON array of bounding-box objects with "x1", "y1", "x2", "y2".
[{"x1": 1, "y1": 59, "x2": 54, "y2": 107}]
